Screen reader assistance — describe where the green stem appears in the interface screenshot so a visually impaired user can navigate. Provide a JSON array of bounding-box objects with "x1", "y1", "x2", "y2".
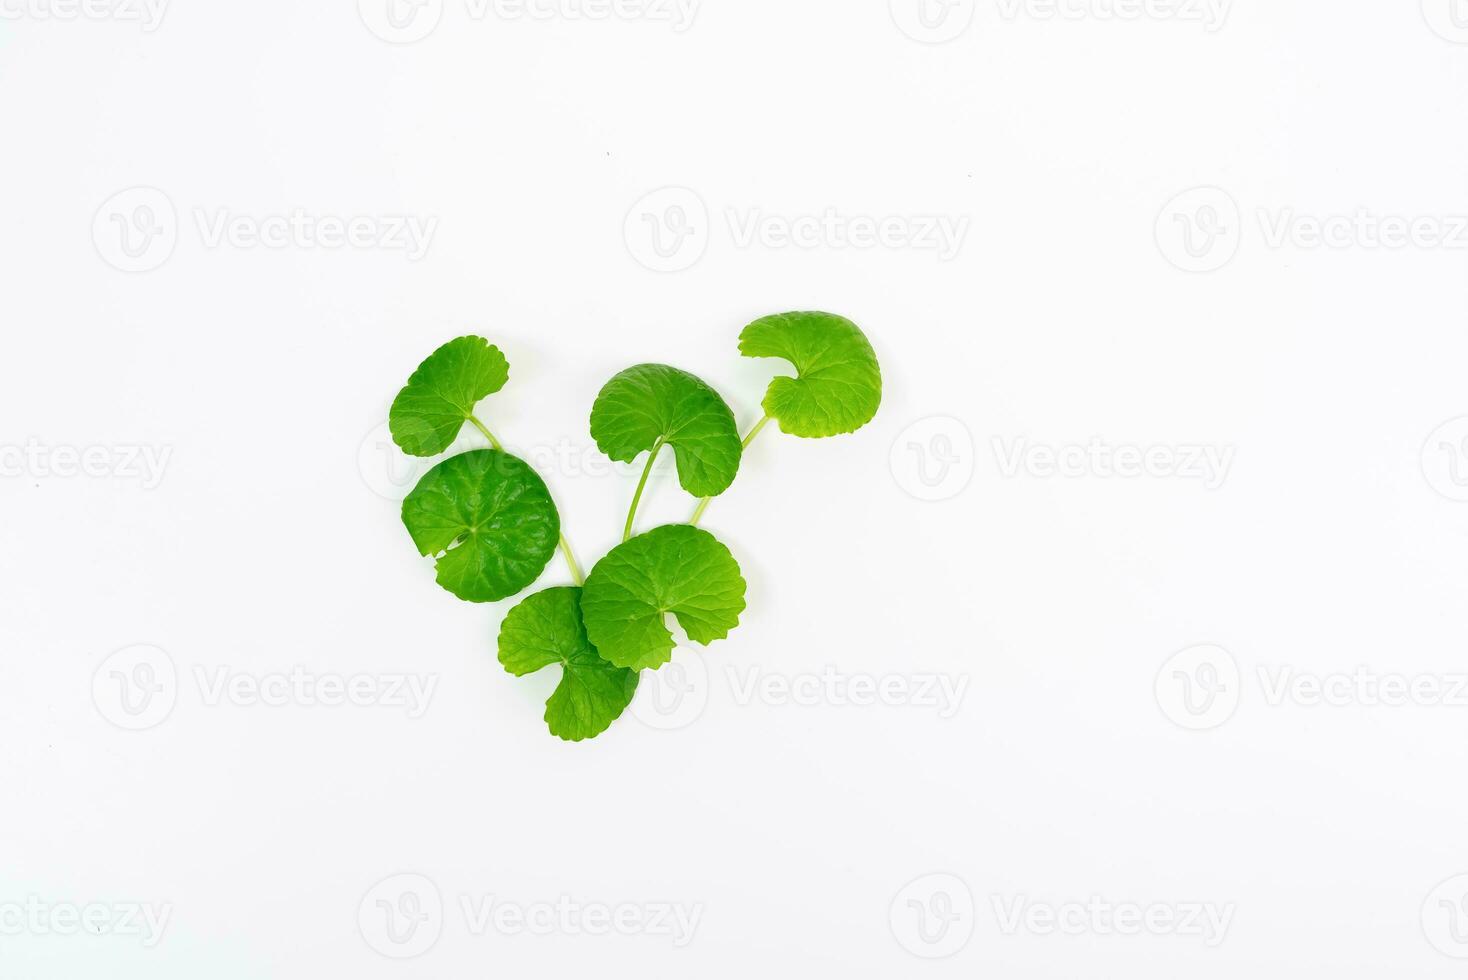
[
  {"x1": 689, "y1": 415, "x2": 771, "y2": 527},
  {"x1": 468, "y1": 412, "x2": 584, "y2": 586},
  {"x1": 624, "y1": 438, "x2": 665, "y2": 542},
  {"x1": 688, "y1": 494, "x2": 713, "y2": 527},
  {"x1": 466, "y1": 413, "x2": 502, "y2": 450},
  {"x1": 740, "y1": 415, "x2": 773, "y2": 450},
  {"x1": 558, "y1": 537, "x2": 585, "y2": 586}
]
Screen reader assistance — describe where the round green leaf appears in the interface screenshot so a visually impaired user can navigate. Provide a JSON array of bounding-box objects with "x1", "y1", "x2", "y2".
[
  {"x1": 401, "y1": 449, "x2": 559, "y2": 603},
  {"x1": 589, "y1": 364, "x2": 742, "y2": 497},
  {"x1": 390, "y1": 336, "x2": 510, "y2": 457},
  {"x1": 579, "y1": 524, "x2": 747, "y2": 671},
  {"x1": 498, "y1": 587, "x2": 638, "y2": 742},
  {"x1": 738, "y1": 311, "x2": 882, "y2": 438}
]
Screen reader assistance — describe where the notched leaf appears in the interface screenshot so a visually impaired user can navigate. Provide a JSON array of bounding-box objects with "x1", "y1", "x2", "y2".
[
  {"x1": 589, "y1": 364, "x2": 742, "y2": 497},
  {"x1": 390, "y1": 336, "x2": 510, "y2": 457},
  {"x1": 498, "y1": 587, "x2": 638, "y2": 742},
  {"x1": 401, "y1": 449, "x2": 559, "y2": 603},
  {"x1": 579, "y1": 524, "x2": 746, "y2": 671},
  {"x1": 738, "y1": 311, "x2": 882, "y2": 438}
]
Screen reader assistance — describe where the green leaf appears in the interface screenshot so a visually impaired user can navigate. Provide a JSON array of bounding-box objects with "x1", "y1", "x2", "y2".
[
  {"x1": 498, "y1": 587, "x2": 638, "y2": 742},
  {"x1": 401, "y1": 449, "x2": 559, "y2": 603},
  {"x1": 580, "y1": 524, "x2": 746, "y2": 671},
  {"x1": 738, "y1": 311, "x2": 882, "y2": 438},
  {"x1": 589, "y1": 364, "x2": 742, "y2": 497},
  {"x1": 390, "y1": 336, "x2": 510, "y2": 457}
]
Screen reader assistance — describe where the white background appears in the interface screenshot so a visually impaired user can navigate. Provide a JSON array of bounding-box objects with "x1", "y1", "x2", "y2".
[{"x1": 4, "y1": 0, "x2": 1468, "y2": 976}]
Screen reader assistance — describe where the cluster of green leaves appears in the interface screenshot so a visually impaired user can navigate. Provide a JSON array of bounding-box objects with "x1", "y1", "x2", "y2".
[{"x1": 386, "y1": 312, "x2": 882, "y2": 741}]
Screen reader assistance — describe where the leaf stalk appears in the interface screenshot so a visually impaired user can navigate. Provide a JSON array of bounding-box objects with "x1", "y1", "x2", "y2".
[
  {"x1": 689, "y1": 414, "x2": 771, "y2": 527},
  {"x1": 470, "y1": 412, "x2": 584, "y2": 586},
  {"x1": 623, "y1": 438, "x2": 665, "y2": 542}
]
